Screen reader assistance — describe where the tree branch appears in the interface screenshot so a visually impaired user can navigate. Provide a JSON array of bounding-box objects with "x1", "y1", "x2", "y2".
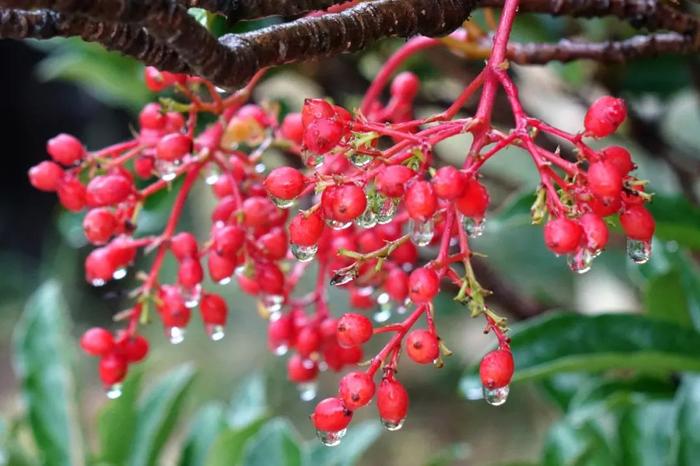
[{"x1": 186, "y1": 0, "x2": 350, "y2": 20}]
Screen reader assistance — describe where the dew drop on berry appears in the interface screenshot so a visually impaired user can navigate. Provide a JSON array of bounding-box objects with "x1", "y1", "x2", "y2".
[
  {"x1": 380, "y1": 418, "x2": 405, "y2": 431},
  {"x1": 373, "y1": 293, "x2": 393, "y2": 323},
  {"x1": 567, "y1": 249, "x2": 593, "y2": 274},
  {"x1": 262, "y1": 293, "x2": 285, "y2": 314},
  {"x1": 91, "y1": 278, "x2": 107, "y2": 287},
  {"x1": 255, "y1": 163, "x2": 266, "y2": 174},
  {"x1": 205, "y1": 165, "x2": 220, "y2": 185},
  {"x1": 273, "y1": 343, "x2": 289, "y2": 356},
  {"x1": 217, "y1": 276, "x2": 232, "y2": 285},
  {"x1": 167, "y1": 326, "x2": 186, "y2": 344},
  {"x1": 330, "y1": 268, "x2": 358, "y2": 287},
  {"x1": 316, "y1": 428, "x2": 347, "y2": 447},
  {"x1": 355, "y1": 205, "x2": 378, "y2": 228},
  {"x1": 291, "y1": 243, "x2": 318, "y2": 262},
  {"x1": 112, "y1": 267, "x2": 128, "y2": 280},
  {"x1": 325, "y1": 218, "x2": 353, "y2": 231},
  {"x1": 156, "y1": 159, "x2": 180, "y2": 181},
  {"x1": 408, "y1": 218, "x2": 434, "y2": 247},
  {"x1": 462, "y1": 215, "x2": 485, "y2": 238},
  {"x1": 483, "y1": 385, "x2": 510, "y2": 406},
  {"x1": 105, "y1": 383, "x2": 123, "y2": 400},
  {"x1": 375, "y1": 195, "x2": 399, "y2": 224},
  {"x1": 181, "y1": 284, "x2": 202, "y2": 308},
  {"x1": 206, "y1": 324, "x2": 225, "y2": 342},
  {"x1": 302, "y1": 150, "x2": 324, "y2": 168},
  {"x1": 627, "y1": 239, "x2": 651, "y2": 264},
  {"x1": 349, "y1": 152, "x2": 372, "y2": 168},
  {"x1": 298, "y1": 381, "x2": 318, "y2": 401}
]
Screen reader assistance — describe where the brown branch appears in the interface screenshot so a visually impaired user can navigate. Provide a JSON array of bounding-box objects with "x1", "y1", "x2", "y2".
[
  {"x1": 186, "y1": 0, "x2": 350, "y2": 20},
  {"x1": 508, "y1": 32, "x2": 697, "y2": 64}
]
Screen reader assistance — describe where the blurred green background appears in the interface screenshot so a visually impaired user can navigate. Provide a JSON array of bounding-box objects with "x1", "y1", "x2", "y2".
[{"x1": 1, "y1": 10, "x2": 700, "y2": 466}]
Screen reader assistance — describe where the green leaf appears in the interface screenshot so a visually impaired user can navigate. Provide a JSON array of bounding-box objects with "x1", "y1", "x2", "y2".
[
  {"x1": 481, "y1": 312, "x2": 700, "y2": 383},
  {"x1": 674, "y1": 375, "x2": 700, "y2": 466},
  {"x1": 304, "y1": 420, "x2": 382, "y2": 466},
  {"x1": 646, "y1": 196, "x2": 700, "y2": 250},
  {"x1": 203, "y1": 419, "x2": 266, "y2": 466},
  {"x1": 12, "y1": 281, "x2": 84, "y2": 466},
  {"x1": 542, "y1": 419, "x2": 618, "y2": 466},
  {"x1": 179, "y1": 402, "x2": 227, "y2": 466},
  {"x1": 128, "y1": 364, "x2": 196, "y2": 466},
  {"x1": 98, "y1": 370, "x2": 143, "y2": 465},
  {"x1": 619, "y1": 401, "x2": 675, "y2": 466},
  {"x1": 242, "y1": 419, "x2": 302, "y2": 466},
  {"x1": 228, "y1": 372, "x2": 268, "y2": 428}
]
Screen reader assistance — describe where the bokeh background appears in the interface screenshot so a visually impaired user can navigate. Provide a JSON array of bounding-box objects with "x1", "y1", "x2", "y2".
[{"x1": 0, "y1": 10, "x2": 699, "y2": 466}]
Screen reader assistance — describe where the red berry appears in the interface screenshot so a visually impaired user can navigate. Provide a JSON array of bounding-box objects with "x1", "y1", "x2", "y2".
[
  {"x1": 601, "y1": 146, "x2": 634, "y2": 176},
  {"x1": 57, "y1": 176, "x2": 87, "y2": 212},
  {"x1": 268, "y1": 314, "x2": 294, "y2": 352},
  {"x1": 619, "y1": 205, "x2": 655, "y2": 241},
  {"x1": 303, "y1": 118, "x2": 344, "y2": 154},
  {"x1": 237, "y1": 104, "x2": 270, "y2": 127},
  {"x1": 287, "y1": 354, "x2": 318, "y2": 382},
  {"x1": 543, "y1": 218, "x2": 583, "y2": 255},
  {"x1": 339, "y1": 372, "x2": 376, "y2": 410},
  {"x1": 311, "y1": 397, "x2": 353, "y2": 432},
  {"x1": 86, "y1": 174, "x2": 132, "y2": 207},
  {"x1": 83, "y1": 208, "x2": 118, "y2": 245},
  {"x1": 588, "y1": 161, "x2": 623, "y2": 199},
  {"x1": 384, "y1": 267, "x2": 409, "y2": 302},
  {"x1": 264, "y1": 166, "x2": 306, "y2": 200},
  {"x1": 290, "y1": 211, "x2": 325, "y2": 246},
  {"x1": 157, "y1": 285, "x2": 191, "y2": 328},
  {"x1": 116, "y1": 333, "x2": 149, "y2": 363},
  {"x1": 85, "y1": 247, "x2": 117, "y2": 285},
  {"x1": 108, "y1": 236, "x2": 137, "y2": 268},
  {"x1": 139, "y1": 103, "x2": 165, "y2": 130},
  {"x1": 214, "y1": 225, "x2": 245, "y2": 258},
  {"x1": 301, "y1": 99, "x2": 336, "y2": 127},
  {"x1": 207, "y1": 252, "x2": 236, "y2": 283},
  {"x1": 165, "y1": 111, "x2": 186, "y2": 132},
  {"x1": 80, "y1": 327, "x2": 114, "y2": 357},
  {"x1": 375, "y1": 165, "x2": 414, "y2": 198},
  {"x1": 134, "y1": 156, "x2": 155, "y2": 179},
  {"x1": 200, "y1": 292, "x2": 228, "y2": 325},
  {"x1": 242, "y1": 196, "x2": 277, "y2": 228},
  {"x1": 170, "y1": 232, "x2": 198, "y2": 260},
  {"x1": 391, "y1": 71, "x2": 420, "y2": 100},
  {"x1": 432, "y1": 166, "x2": 466, "y2": 199},
  {"x1": 281, "y1": 112, "x2": 304, "y2": 144},
  {"x1": 295, "y1": 326, "x2": 321, "y2": 357},
  {"x1": 579, "y1": 213, "x2": 609, "y2": 251},
  {"x1": 405, "y1": 181, "x2": 437, "y2": 222},
  {"x1": 156, "y1": 133, "x2": 191, "y2": 161},
  {"x1": 455, "y1": 178, "x2": 489, "y2": 219},
  {"x1": 47, "y1": 133, "x2": 85, "y2": 165},
  {"x1": 255, "y1": 263, "x2": 285, "y2": 296},
  {"x1": 408, "y1": 267, "x2": 439, "y2": 303},
  {"x1": 479, "y1": 349, "x2": 514, "y2": 389},
  {"x1": 178, "y1": 257, "x2": 204, "y2": 289},
  {"x1": 144, "y1": 66, "x2": 169, "y2": 92},
  {"x1": 321, "y1": 184, "x2": 367, "y2": 223},
  {"x1": 99, "y1": 353, "x2": 128, "y2": 386},
  {"x1": 259, "y1": 227, "x2": 288, "y2": 261},
  {"x1": 584, "y1": 96, "x2": 627, "y2": 137},
  {"x1": 405, "y1": 329, "x2": 440, "y2": 364},
  {"x1": 28, "y1": 161, "x2": 64, "y2": 191},
  {"x1": 377, "y1": 378, "x2": 409, "y2": 424},
  {"x1": 336, "y1": 313, "x2": 373, "y2": 348}
]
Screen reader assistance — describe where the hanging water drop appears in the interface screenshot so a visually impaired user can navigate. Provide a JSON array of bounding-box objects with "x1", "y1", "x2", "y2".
[
  {"x1": 375, "y1": 196, "x2": 399, "y2": 224},
  {"x1": 91, "y1": 278, "x2": 106, "y2": 287},
  {"x1": 112, "y1": 268, "x2": 127, "y2": 280},
  {"x1": 205, "y1": 165, "x2": 220, "y2": 185},
  {"x1": 105, "y1": 383, "x2": 123, "y2": 400},
  {"x1": 349, "y1": 152, "x2": 373, "y2": 168},
  {"x1": 297, "y1": 381, "x2": 318, "y2": 401},
  {"x1": 374, "y1": 292, "x2": 393, "y2": 322},
  {"x1": 302, "y1": 150, "x2": 324, "y2": 168},
  {"x1": 462, "y1": 216, "x2": 485, "y2": 238},
  {"x1": 355, "y1": 205, "x2": 378, "y2": 228},
  {"x1": 316, "y1": 428, "x2": 347, "y2": 447},
  {"x1": 167, "y1": 326, "x2": 186, "y2": 344},
  {"x1": 627, "y1": 239, "x2": 651, "y2": 264},
  {"x1": 156, "y1": 159, "x2": 180, "y2": 181},
  {"x1": 262, "y1": 294, "x2": 284, "y2": 314},
  {"x1": 271, "y1": 196, "x2": 295, "y2": 209},
  {"x1": 483, "y1": 385, "x2": 510, "y2": 406},
  {"x1": 181, "y1": 284, "x2": 202, "y2": 308},
  {"x1": 273, "y1": 344, "x2": 289, "y2": 356},
  {"x1": 330, "y1": 268, "x2": 358, "y2": 286},
  {"x1": 567, "y1": 249, "x2": 593, "y2": 274},
  {"x1": 291, "y1": 243, "x2": 318, "y2": 262},
  {"x1": 206, "y1": 324, "x2": 225, "y2": 341},
  {"x1": 325, "y1": 218, "x2": 352, "y2": 230},
  {"x1": 409, "y1": 218, "x2": 435, "y2": 246},
  {"x1": 217, "y1": 276, "x2": 232, "y2": 285},
  {"x1": 381, "y1": 418, "x2": 405, "y2": 431}
]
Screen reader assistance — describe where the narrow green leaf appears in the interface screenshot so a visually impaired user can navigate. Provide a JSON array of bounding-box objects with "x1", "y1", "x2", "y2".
[
  {"x1": 619, "y1": 401, "x2": 675, "y2": 466},
  {"x1": 542, "y1": 415, "x2": 619, "y2": 466},
  {"x1": 674, "y1": 375, "x2": 700, "y2": 466},
  {"x1": 305, "y1": 420, "x2": 382, "y2": 466},
  {"x1": 179, "y1": 402, "x2": 227, "y2": 466},
  {"x1": 98, "y1": 370, "x2": 143, "y2": 465},
  {"x1": 242, "y1": 419, "x2": 302, "y2": 466},
  {"x1": 646, "y1": 196, "x2": 700, "y2": 250},
  {"x1": 228, "y1": 373, "x2": 267, "y2": 428},
  {"x1": 203, "y1": 419, "x2": 266, "y2": 466},
  {"x1": 12, "y1": 281, "x2": 84, "y2": 466},
  {"x1": 128, "y1": 364, "x2": 196, "y2": 466}
]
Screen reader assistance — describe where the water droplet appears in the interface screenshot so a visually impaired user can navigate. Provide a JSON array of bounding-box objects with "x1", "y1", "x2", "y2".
[
  {"x1": 206, "y1": 324, "x2": 225, "y2": 341},
  {"x1": 325, "y1": 218, "x2": 352, "y2": 230},
  {"x1": 355, "y1": 205, "x2": 378, "y2": 228},
  {"x1": 375, "y1": 196, "x2": 399, "y2": 224},
  {"x1": 396, "y1": 304, "x2": 407, "y2": 315},
  {"x1": 376, "y1": 292, "x2": 390, "y2": 306},
  {"x1": 297, "y1": 381, "x2": 317, "y2": 401},
  {"x1": 112, "y1": 267, "x2": 127, "y2": 280},
  {"x1": 156, "y1": 159, "x2": 180, "y2": 181},
  {"x1": 567, "y1": 249, "x2": 593, "y2": 274},
  {"x1": 330, "y1": 268, "x2": 358, "y2": 286},
  {"x1": 291, "y1": 243, "x2": 318, "y2": 262},
  {"x1": 316, "y1": 428, "x2": 347, "y2": 447},
  {"x1": 255, "y1": 163, "x2": 266, "y2": 174},
  {"x1": 349, "y1": 152, "x2": 372, "y2": 168},
  {"x1": 462, "y1": 216, "x2": 485, "y2": 238},
  {"x1": 302, "y1": 150, "x2": 324, "y2": 168},
  {"x1": 273, "y1": 344, "x2": 288, "y2": 356},
  {"x1": 105, "y1": 383, "x2": 123, "y2": 399},
  {"x1": 181, "y1": 284, "x2": 202, "y2": 308},
  {"x1": 408, "y1": 218, "x2": 435, "y2": 246},
  {"x1": 217, "y1": 276, "x2": 232, "y2": 285},
  {"x1": 373, "y1": 307, "x2": 392, "y2": 323},
  {"x1": 205, "y1": 166, "x2": 220, "y2": 185},
  {"x1": 91, "y1": 278, "x2": 106, "y2": 287},
  {"x1": 262, "y1": 294, "x2": 284, "y2": 313},
  {"x1": 381, "y1": 418, "x2": 405, "y2": 431},
  {"x1": 483, "y1": 385, "x2": 509, "y2": 406},
  {"x1": 627, "y1": 239, "x2": 651, "y2": 264},
  {"x1": 167, "y1": 326, "x2": 186, "y2": 344},
  {"x1": 271, "y1": 196, "x2": 295, "y2": 209}
]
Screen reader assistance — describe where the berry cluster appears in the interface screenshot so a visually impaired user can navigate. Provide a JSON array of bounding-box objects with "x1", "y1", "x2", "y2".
[{"x1": 27, "y1": 20, "x2": 654, "y2": 447}]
